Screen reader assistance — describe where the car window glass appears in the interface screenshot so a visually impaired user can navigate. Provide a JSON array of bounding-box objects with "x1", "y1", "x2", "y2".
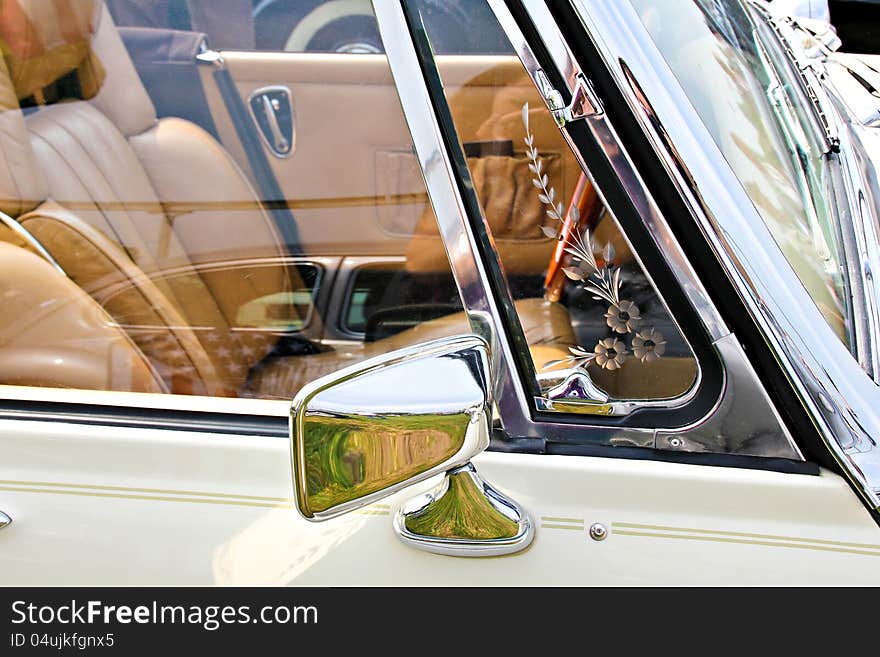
[
  {"x1": 629, "y1": 0, "x2": 852, "y2": 349},
  {"x1": 412, "y1": 0, "x2": 700, "y2": 411},
  {"x1": 106, "y1": 0, "x2": 510, "y2": 54},
  {"x1": 0, "y1": 0, "x2": 463, "y2": 403}
]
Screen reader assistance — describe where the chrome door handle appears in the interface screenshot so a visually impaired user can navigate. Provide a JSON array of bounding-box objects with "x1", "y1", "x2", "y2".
[
  {"x1": 0, "y1": 510, "x2": 11, "y2": 529},
  {"x1": 248, "y1": 86, "x2": 295, "y2": 158},
  {"x1": 262, "y1": 95, "x2": 289, "y2": 154}
]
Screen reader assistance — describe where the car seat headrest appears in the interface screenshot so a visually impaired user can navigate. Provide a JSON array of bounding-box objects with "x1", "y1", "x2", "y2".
[
  {"x1": 0, "y1": 1, "x2": 156, "y2": 136},
  {"x1": 0, "y1": 0, "x2": 105, "y2": 104}
]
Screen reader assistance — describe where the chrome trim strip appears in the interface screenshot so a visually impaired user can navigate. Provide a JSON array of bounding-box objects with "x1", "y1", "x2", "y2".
[
  {"x1": 568, "y1": 0, "x2": 877, "y2": 503},
  {"x1": 0, "y1": 386, "x2": 290, "y2": 417}
]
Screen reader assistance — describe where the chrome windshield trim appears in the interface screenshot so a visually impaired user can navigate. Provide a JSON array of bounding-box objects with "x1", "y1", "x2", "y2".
[
  {"x1": 569, "y1": 0, "x2": 879, "y2": 507},
  {"x1": 821, "y1": 55, "x2": 880, "y2": 381},
  {"x1": 749, "y1": 1, "x2": 840, "y2": 153}
]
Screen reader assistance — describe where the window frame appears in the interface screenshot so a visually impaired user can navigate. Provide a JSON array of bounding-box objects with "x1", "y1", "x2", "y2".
[
  {"x1": 379, "y1": 0, "x2": 810, "y2": 467},
  {"x1": 394, "y1": 1, "x2": 720, "y2": 431},
  {"x1": 0, "y1": 0, "x2": 810, "y2": 475}
]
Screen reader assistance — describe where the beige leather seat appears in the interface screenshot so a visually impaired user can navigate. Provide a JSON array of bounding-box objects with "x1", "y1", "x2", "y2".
[
  {"x1": 248, "y1": 297, "x2": 575, "y2": 399},
  {"x1": 1, "y1": 1, "x2": 296, "y2": 397},
  {"x1": 0, "y1": 1, "x2": 576, "y2": 400}
]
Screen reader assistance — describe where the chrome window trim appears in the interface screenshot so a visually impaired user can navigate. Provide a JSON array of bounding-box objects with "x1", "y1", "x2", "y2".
[
  {"x1": 486, "y1": 0, "x2": 704, "y2": 418},
  {"x1": 375, "y1": 0, "x2": 801, "y2": 459},
  {"x1": 372, "y1": 0, "x2": 538, "y2": 438},
  {"x1": 489, "y1": 0, "x2": 799, "y2": 458},
  {"x1": 0, "y1": 385, "x2": 291, "y2": 417},
  {"x1": 566, "y1": 0, "x2": 880, "y2": 507}
]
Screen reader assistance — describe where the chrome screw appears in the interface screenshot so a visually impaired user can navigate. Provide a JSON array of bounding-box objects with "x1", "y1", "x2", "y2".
[
  {"x1": 589, "y1": 523, "x2": 608, "y2": 541},
  {"x1": 668, "y1": 437, "x2": 683, "y2": 448}
]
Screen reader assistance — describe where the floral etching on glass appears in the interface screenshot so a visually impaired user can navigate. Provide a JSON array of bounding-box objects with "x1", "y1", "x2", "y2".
[{"x1": 522, "y1": 102, "x2": 667, "y2": 399}]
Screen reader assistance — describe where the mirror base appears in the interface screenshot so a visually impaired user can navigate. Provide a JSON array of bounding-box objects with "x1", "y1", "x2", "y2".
[{"x1": 393, "y1": 462, "x2": 533, "y2": 557}]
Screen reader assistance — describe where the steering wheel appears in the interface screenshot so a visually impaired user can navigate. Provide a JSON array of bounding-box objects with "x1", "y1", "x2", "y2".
[{"x1": 543, "y1": 172, "x2": 602, "y2": 302}]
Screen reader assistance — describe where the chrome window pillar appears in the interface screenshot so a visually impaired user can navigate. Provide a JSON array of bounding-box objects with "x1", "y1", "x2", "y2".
[
  {"x1": 374, "y1": 0, "x2": 802, "y2": 460},
  {"x1": 371, "y1": 0, "x2": 533, "y2": 437},
  {"x1": 566, "y1": 0, "x2": 880, "y2": 508},
  {"x1": 376, "y1": 0, "x2": 646, "y2": 444}
]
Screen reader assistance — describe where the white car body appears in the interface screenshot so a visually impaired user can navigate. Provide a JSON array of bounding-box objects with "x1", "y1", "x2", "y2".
[{"x1": 1, "y1": 0, "x2": 879, "y2": 586}]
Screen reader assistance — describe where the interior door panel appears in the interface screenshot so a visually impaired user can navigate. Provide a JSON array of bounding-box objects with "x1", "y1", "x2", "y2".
[
  {"x1": 207, "y1": 53, "x2": 575, "y2": 259},
  {"x1": 212, "y1": 51, "x2": 426, "y2": 257}
]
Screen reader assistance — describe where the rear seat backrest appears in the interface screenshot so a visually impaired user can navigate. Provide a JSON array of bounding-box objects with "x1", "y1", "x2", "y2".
[{"x1": 2, "y1": 2, "x2": 301, "y2": 396}]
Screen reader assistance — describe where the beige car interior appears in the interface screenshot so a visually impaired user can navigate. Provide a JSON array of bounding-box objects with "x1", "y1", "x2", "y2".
[
  {"x1": 0, "y1": 0, "x2": 575, "y2": 401},
  {"x1": 0, "y1": 0, "x2": 695, "y2": 405}
]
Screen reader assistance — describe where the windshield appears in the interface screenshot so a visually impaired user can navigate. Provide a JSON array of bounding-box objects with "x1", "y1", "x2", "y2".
[{"x1": 629, "y1": 0, "x2": 852, "y2": 349}]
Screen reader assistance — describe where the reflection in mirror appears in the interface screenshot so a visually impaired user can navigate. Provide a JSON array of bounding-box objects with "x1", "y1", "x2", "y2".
[
  {"x1": 394, "y1": 462, "x2": 534, "y2": 556},
  {"x1": 291, "y1": 335, "x2": 490, "y2": 520}
]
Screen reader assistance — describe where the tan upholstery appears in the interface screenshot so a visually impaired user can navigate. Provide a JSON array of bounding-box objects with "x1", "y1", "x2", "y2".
[
  {"x1": 87, "y1": 2, "x2": 154, "y2": 136},
  {"x1": 407, "y1": 61, "x2": 576, "y2": 275},
  {"x1": 128, "y1": 116, "x2": 290, "y2": 265},
  {"x1": 590, "y1": 356, "x2": 697, "y2": 400},
  {"x1": 0, "y1": 5, "x2": 302, "y2": 396},
  {"x1": 19, "y1": 201, "x2": 225, "y2": 396},
  {"x1": 0, "y1": 4, "x2": 582, "y2": 401},
  {"x1": 0, "y1": 241, "x2": 163, "y2": 392},
  {"x1": 250, "y1": 298, "x2": 575, "y2": 399}
]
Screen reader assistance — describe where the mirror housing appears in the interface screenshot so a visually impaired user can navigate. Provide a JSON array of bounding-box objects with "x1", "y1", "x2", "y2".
[{"x1": 290, "y1": 335, "x2": 491, "y2": 521}]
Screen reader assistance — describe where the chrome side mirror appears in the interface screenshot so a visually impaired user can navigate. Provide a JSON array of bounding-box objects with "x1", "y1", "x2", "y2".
[{"x1": 290, "y1": 335, "x2": 533, "y2": 556}]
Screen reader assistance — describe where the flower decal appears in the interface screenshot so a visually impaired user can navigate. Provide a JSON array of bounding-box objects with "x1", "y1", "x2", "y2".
[
  {"x1": 632, "y1": 328, "x2": 666, "y2": 363},
  {"x1": 604, "y1": 300, "x2": 641, "y2": 334},
  {"x1": 594, "y1": 338, "x2": 628, "y2": 371},
  {"x1": 524, "y1": 102, "x2": 671, "y2": 401}
]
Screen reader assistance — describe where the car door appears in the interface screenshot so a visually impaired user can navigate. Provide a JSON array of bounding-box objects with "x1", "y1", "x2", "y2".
[{"x1": 0, "y1": 0, "x2": 879, "y2": 586}]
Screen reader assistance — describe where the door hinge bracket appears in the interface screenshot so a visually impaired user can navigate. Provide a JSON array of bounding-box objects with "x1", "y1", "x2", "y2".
[{"x1": 535, "y1": 69, "x2": 603, "y2": 127}]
